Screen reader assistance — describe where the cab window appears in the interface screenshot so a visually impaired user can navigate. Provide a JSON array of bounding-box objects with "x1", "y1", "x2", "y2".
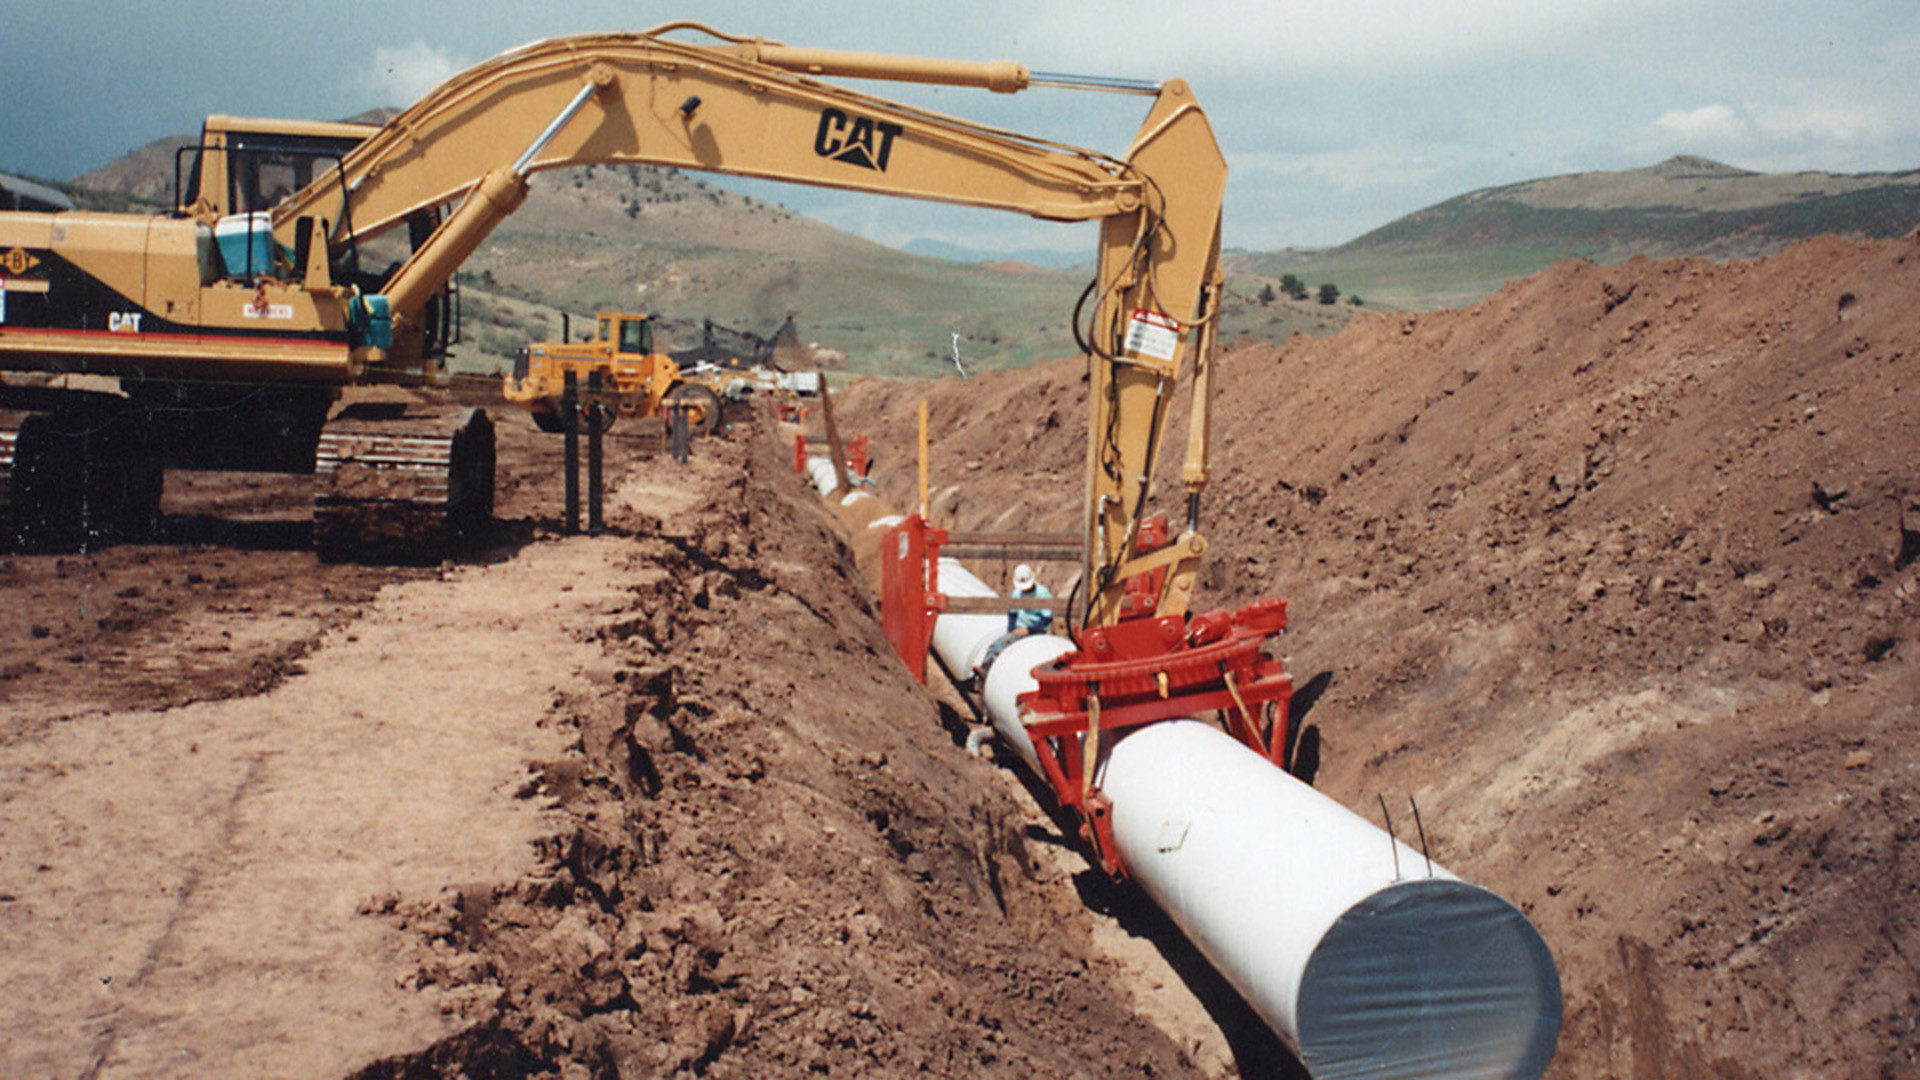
[{"x1": 619, "y1": 319, "x2": 650, "y2": 355}]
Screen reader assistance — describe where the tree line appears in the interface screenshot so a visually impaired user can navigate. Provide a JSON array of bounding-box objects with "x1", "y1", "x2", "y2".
[{"x1": 1258, "y1": 274, "x2": 1361, "y2": 307}]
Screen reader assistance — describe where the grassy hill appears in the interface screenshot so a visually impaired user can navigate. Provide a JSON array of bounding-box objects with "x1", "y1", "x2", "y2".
[
  {"x1": 456, "y1": 163, "x2": 1084, "y2": 377},
  {"x1": 1351, "y1": 155, "x2": 1920, "y2": 257},
  {"x1": 1231, "y1": 156, "x2": 1920, "y2": 314}
]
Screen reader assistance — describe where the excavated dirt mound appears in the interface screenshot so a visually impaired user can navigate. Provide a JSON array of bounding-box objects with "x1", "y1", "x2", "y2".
[
  {"x1": 835, "y1": 232, "x2": 1920, "y2": 1078},
  {"x1": 348, "y1": 425, "x2": 1205, "y2": 1079}
]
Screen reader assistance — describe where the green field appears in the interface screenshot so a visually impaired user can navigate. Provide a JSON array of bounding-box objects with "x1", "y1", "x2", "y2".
[{"x1": 1225, "y1": 244, "x2": 1598, "y2": 313}]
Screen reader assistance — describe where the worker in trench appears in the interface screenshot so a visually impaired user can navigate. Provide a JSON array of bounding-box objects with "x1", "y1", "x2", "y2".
[{"x1": 975, "y1": 564, "x2": 1052, "y2": 681}]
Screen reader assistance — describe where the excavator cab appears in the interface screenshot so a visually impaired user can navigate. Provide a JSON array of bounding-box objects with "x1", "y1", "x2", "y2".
[
  {"x1": 173, "y1": 117, "x2": 458, "y2": 360},
  {"x1": 179, "y1": 120, "x2": 371, "y2": 218},
  {"x1": 177, "y1": 119, "x2": 370, "y2": 281}
]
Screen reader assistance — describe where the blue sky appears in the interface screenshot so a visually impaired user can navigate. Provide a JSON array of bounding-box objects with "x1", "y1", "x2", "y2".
[{"x1": 6, "y1": 1, "x2": 1917, "y2": 252}]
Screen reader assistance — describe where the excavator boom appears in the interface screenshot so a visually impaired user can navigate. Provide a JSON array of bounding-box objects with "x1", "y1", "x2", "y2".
[
  {"x1": 277, "y1": 31, "x2": 1142, "y2": 248},
  {"x1": 276, "y1": 24, "x2": 1226, "y2": 621}
]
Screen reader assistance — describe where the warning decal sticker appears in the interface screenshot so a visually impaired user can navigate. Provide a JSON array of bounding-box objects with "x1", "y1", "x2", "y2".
[{"x1": 1123, "y1": 308, "x2": 1182, "y2": 363}]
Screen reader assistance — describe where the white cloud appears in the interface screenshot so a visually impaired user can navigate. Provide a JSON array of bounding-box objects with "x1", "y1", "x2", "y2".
[
  {"x1": 1753, "y1": 103, "x2": 1887, "y2": 146},
  {"x1": 362, "y1": 42, "x2": 469, "y2": 108},
  {"x1": 1231, "y1": 148, "x2": 1448, "y2": 212},
  {"x1": 1635, "y1": 98, "x2": 1909, "y2": 173},
  {"x1": 1651, "y1": 104, "x2": 1749, "y2": 143},
  {"x1": 1015, "y1": 0, "x2": 1668, "y2": 79}
]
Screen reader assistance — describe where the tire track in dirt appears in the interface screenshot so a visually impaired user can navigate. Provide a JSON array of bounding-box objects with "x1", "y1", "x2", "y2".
[
  {"x1": 76, "y1": 755, "x2": 268, "y2": 1080},
  {"x1": 0, "y1": 530, "x2": 638, "y2": 1078}
]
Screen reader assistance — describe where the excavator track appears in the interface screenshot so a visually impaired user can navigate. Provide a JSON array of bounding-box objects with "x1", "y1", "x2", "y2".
[
  {"x1": 0, "y1": 395, "x2": 163, "y2": 551},
  {"x1": 313, "y1": 404, "x2": 494, "y2": 564},
  {"x1": 0, "y1": 411, "x2": 24, "y2": 544}
]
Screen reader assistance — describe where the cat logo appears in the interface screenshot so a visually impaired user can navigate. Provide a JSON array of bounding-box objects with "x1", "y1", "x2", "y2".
[{"x1": 813, "y1": 107, "x2": 903, "y2": 172}]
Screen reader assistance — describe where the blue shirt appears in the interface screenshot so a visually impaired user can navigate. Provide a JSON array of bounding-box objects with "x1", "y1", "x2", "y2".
[{"x1": 1009, "y1": 584, "x2": 1052, "y2": 634}]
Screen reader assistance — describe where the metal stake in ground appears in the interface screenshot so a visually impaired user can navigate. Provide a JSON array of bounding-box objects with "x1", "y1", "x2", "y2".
[
  {"x1": 669, "y1": 402, "x2": 691, "y2": 464},
  {"x1": 586, "y1": 370, "x2": 604, "y2": 535},
  {"x1": 562, "y1": 369, "x2": 579, "y2": 534}
]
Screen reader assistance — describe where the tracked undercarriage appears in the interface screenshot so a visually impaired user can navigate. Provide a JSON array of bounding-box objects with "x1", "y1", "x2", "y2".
[
  {"x1": 314, "y1": 403, "x2": 494, "y2": 563},
  {"x1": 0, "y1": 388, "x2": 163, "y2": 551},
  {"x1": 0, "y1": 382, "x2": 493, "y2": 562}
]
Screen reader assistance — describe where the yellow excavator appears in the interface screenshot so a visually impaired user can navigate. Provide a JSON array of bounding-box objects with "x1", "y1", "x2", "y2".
[{"x1": 0, "y1": 20, "x2": 1225, "y2": 616}]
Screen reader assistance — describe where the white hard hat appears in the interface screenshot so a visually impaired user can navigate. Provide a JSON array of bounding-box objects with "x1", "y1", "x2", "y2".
[{"x1": 1012, "y1": 564, "x2": 1036, "y2": 592}]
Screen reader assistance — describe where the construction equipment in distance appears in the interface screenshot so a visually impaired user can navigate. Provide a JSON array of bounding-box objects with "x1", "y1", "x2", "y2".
[
  {"x1": 504, "y1": 311, "x2": 723, "y2": 436},
  {"x1": 503, "y1": 312, "x2": 819, "y2": 437}
]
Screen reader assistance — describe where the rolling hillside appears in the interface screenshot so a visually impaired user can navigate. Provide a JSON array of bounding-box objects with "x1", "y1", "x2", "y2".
[
  {"x1": 454, "y1": 163, "x2": 1084, "y2": 377},
  {"x1": 58, "y1": 128, "x2": 1920, "y2": 364},
  {"x1": 1232, "y1": 156, "x2": 1920, "y2": 312},
  {"x1": 1351, "y1": 155, "x2": 1920, "y2": 257}
]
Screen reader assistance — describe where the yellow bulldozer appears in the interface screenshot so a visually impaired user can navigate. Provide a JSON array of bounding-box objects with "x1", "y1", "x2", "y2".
[{"x1": 503, "y1": 311, "x2": 723, "y2": 435}]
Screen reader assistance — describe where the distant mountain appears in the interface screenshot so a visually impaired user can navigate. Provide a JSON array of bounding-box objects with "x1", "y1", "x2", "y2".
[
  {"x1": 1225, "y1": 156, "x2": 1920, "y2": 318},
  {"x1": 71, "y1": 134, "x2": 197, "y2": 204},
  {"x1": 1343, "y1": 155, "x2": 1920, "y2": 259}
]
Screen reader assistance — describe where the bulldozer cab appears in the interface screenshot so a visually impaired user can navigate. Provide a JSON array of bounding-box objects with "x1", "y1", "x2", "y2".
[{"x1": 597, "y1": 313, "x2": 654, "y2": 357}]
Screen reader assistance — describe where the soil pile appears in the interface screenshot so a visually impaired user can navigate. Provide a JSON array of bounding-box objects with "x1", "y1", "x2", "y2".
[
  {"x1": 835, "y1": 233, "x2": 1920, "y2": 1078},
  {"x1": 351, "y1": 424, "x2": 1200, "y2": 1079}
]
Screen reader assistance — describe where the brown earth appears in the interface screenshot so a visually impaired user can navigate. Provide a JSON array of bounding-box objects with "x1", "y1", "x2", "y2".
[
  {"x1": 834, "y1": 232, "x2": 1920, "y2": 1078},
  {"x1": 5, "y1": 230, "x2": 1918, "y2": 1080},
  {"x1": 0, "y1": 409, "x2": 1214, "y2": 1078}
]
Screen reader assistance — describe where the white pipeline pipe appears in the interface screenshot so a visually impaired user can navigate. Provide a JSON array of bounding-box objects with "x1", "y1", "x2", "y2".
[
  {"x1": 804, "y1": 458, "x2": 1560, "y2": 1077},
  {"x1": 1104, "y1": 721, "x2": 1560, "y2": 1079},
  {"x1": 979, "y1": 631, "x2": 1071, "y2": 770},
  {"x1": 806, "y1": 455, "x2": 840, "y2": 497},
  {"x1": 971, "y1": 628, "x2": 1559, "y2": 1079},
  {"x1": 929, "y1": 557, "x2": 1010, "y2": 677}
]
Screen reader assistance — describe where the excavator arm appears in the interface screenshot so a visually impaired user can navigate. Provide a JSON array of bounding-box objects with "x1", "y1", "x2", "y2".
[{"x1": 277, "y1": 23, "x2": 1226, "y2": 626}]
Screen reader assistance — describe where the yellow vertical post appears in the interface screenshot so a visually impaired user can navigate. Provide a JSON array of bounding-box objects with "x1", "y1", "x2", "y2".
[{"x1": 918, "y1": 397, "x2": 930, "y2": 520}]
